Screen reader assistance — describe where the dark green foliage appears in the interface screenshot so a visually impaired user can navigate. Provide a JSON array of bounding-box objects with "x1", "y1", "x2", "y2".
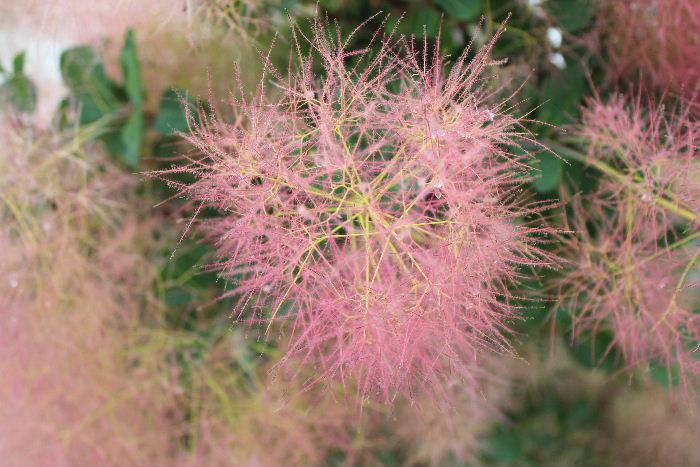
[
  {"x1": 568, "y1": 330, "x2": 622, "y2": 373},
  {"x1": 481, "y1": 367, "x2": 611, "y2": 467},
  {"x1": 538, "y1": 62, "x2": 587, "y2": 127},
  {"x1": 545, "y1": 0, "x2": 594, "y2": 33},
  {"x1": 155, "y1": 88, "x2": 194, "y2": 135},
  {"x1": 435, "y1": 0, "x2": 482, "y2": 21},
  {"x1": 531, "y1": 152, "x2": 564, "y2": 193},
  {"x1": 60, "y1": 45, "x2": 123, "y2": 125}
]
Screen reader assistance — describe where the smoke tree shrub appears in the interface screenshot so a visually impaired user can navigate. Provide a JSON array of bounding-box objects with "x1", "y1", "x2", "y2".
[
  {"x1": 556, "y1": 94, "x2": 700, "y2": 389},
  {"x1": 161, "y1": 19, "x2": 557, "y2": 401}
]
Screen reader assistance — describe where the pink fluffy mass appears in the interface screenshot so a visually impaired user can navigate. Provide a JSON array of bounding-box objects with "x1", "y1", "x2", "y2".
[
  {"x1": 603, "y1": 0, "x2": 700, "y2": 97},
  {"x1": 557, "y1": 93, "x2": 700, "y2": 389},
  {"x1": 161, "y1": 21, "x2": 557, "y2": 401}
]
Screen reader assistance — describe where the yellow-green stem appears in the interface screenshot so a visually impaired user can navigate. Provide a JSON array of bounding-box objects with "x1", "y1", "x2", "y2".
[{"x1": 547, "y1": 141, "x2": 698, "y2": 223}]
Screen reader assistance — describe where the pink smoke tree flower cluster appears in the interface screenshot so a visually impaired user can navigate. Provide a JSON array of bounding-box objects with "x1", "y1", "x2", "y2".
[
  {"x1": 601, "y1": 0, "x2": 700, "y2": 98},
  {"x1": 556, "y1": 93, "x2": 700, "y2": 389},
  {"x1": 163, "y1": 19, "x2": 556, "y2": 402},
  {"x1": 578, "y1": 93, "x2": 700, "y2": 221}
]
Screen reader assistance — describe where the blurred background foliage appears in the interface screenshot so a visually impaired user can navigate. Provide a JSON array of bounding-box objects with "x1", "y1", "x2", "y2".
[{"x1": 2, "y1": 0, "x2": 698, "y2": 466}]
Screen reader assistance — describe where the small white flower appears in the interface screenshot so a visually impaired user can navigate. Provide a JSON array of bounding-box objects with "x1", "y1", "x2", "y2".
[
  {"x1": 546, "y1": 27, "x2": 563, "y2": 49},
  {"x1": 9, "y1": 278, "x2": 18, "y2": 288},
  {"x1": 548, "y1": 52, "x2": 566, "y2": 69},
  {"x1": 304, "y1": 90, "x2": 315, "y2": 100},
  {"x1": 641, "y1": 192, "x2": 653, "y2": 203}
]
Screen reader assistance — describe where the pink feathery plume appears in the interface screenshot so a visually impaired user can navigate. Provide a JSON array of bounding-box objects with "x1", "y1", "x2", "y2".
[
  {"x1": 557, "y1": 198, "x2": 700, "y2": 385},
  {"x1": 580, "y1": 92, "x2": 700, "y2": 223},
  {"x1": 162, "y1": 19, "x2": 557, "y2": 401},
  {"x1": 558, "y1": 93, "x2": 700, "y2": 391},
  {"x1": 602, "y1": 0, "x2": 700, "y2": 98}
]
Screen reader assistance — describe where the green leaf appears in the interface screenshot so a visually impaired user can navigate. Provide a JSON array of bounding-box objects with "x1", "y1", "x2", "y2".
[
  {"x1": 164, "y1": 286, "x2": 193, "y2": 308},
  {"x1": 120, "y1": 29, "x2": 144, "y2": 107},
  {"x1": 60, "y1": 46, "x2": 122, "y2": 124},
  {"x1": 649, "y1": 363, "x2": 681, "y2": 388},
  {"x1": 12, "y1": 51, "x2": 25, "y2": 74},
  {"x1": 531, "y1": 152, "x2": 564, "y2": 193},
  {"x1": 483, "y1": 430, "x2": 522, "y2": 462},
  {"x1": 61, "y1": 46, "x2": 109, "y2": 92},
  {"x1": 155, "y1": 88, "x2": 192, "y2": 134},
  {"x1": 435, "y1": 0, "x2": 482, "y2": 21},
  {"x1": 101, "y1": 129, "x2": 125, "y2": 158},
  {"x1": 545, "y1": 0, "x2": 593, "y2": 33},
  {"x1": 167, "y1": 244, "x2": 210, "y2": 280},
  {"x1": 1, "y1": 52, "x2": 37, "y2": 113},
  {"x1": 400, "y1": 7, "x2": 442, "y2": 39},
  {"x1": 120, "y1": 109, "x2": 144, "y2": 168},
  {"x1": 570, "y1": 330, "x2": 621, "y2": 373},
  {"x1": 537, "y1": 62, "x2": 586, "y2": 127}
]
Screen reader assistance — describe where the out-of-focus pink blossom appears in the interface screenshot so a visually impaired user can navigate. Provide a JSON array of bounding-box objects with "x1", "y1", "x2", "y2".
[
  {"x1": 164, "y1": 20, "x2": 556, "y2": 401},
  {"x1": 557, "y1": 94, "x2": 700, "y2": 389},
  {"x1": 394, "y1": 355, "x2": 517, "y2": 466},
  {"x1": 557, "y1": 198, "x2": 700, "y2": 385},
  {"x1": 601, "y1": 0, "x2": 700, "y2": 97},
  {"x1": 579, "y1": 92, "x2": 700, "y2": 222},
  {"x1": 0, "y1": 122, "x2": 176, "y2": 466}
]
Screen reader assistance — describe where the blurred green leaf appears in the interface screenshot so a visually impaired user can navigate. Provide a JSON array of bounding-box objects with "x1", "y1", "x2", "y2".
[
  {"x1": 120, "y1": 29, "x2": 144, "y2": 107},
  {"x1": 484, "y1": 430, "x2": 522, "y2": 462},
  {"x1": 155, "y1": 88, "x2": 192, "y2": 134},
  {"x1": 531, "y1": 152, "x2": 564, "y2": 193},
  {"x1": 649, "y1": 363, "x2": 681, "y2": 388},
  {"x1": 398, "y1": 7, "x2": 442, "y2": 39},
  {"x1": 538, "y1": 62, "x2": 586, "y2": 127},
  {"x1": 0, "y1": 52, "x2": 37, "y2": 113},
  {"x1": 545, "y1": 0, "x2": 593, "y2": 33},
  {"x1": 167, "y1": 244, "x2": 210, "y2": 280},
  {"x1": 570, "y1": 330, "x2": 621, "y2": 373},
  {"x1": 435, "y1": 0, "x2": 482, "y2": 21},
  {"x1": 101, "y1": 130, "x2": 125, "y2": 158},
  {"x1": 12, "y1": 51, "x2": 25, "y2": 74},
  {"x1": 60, "y1": 46, "x2": 122, "y2": 125},
  {"x1": 165, "y1": 287, "x2": 194, "y2": 307},
  {"x1": 121, "y1": 109, "x2": 144, "y2": 168}
]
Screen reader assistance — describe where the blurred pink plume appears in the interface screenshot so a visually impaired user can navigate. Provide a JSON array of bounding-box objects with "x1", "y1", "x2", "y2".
[{"x1": 603, "y1": 0, "x2": 700, "y2": 98}]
